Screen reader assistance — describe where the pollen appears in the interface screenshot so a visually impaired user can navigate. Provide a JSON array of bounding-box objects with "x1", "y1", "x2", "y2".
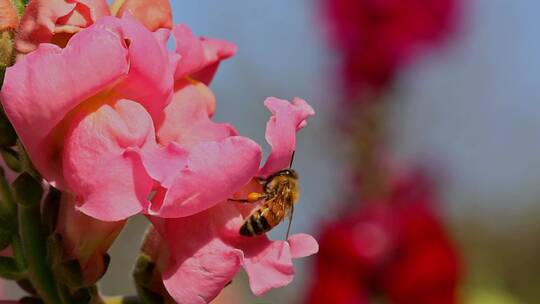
[{"x1": 247, "y1": 192, "x2": 263, "y2": 202}]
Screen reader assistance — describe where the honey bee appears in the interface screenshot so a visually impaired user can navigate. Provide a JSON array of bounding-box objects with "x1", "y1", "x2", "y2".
[{"x1": 229, "y1": 152, "x2": 299, "y2": 238}]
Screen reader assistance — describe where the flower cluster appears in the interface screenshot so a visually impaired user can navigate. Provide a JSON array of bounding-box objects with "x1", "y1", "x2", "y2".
[
  {"x1": 0, "y1": 0, "x2": 318, "y2": 302},
  {"x1": 321, "y1": 0, "x2": 457, "y2": 101},
  {"x1": 305, "y1": 170, "x2": 461, "y2": 303}
]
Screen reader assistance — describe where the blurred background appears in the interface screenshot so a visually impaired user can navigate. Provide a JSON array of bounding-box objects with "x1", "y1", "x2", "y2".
[{"x1": 5, "y1": 0, "x2": 540, "y2": 303}]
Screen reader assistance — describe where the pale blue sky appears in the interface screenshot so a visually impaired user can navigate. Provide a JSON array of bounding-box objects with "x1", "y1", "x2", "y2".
[{"x1": 170, "y1": 1, "x2": 540, "y2": 228}]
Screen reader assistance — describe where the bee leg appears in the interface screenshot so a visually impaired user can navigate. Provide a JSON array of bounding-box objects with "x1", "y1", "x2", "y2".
[
  {"x1": 227, "y1": 198, "x2": 251, "y2": 203},
  {"x1": 228, "y1": 192, "x2": 267, "y2": 204},
  {"x1": 285, "y1": 204, "x2": 294, "y2": 240}
]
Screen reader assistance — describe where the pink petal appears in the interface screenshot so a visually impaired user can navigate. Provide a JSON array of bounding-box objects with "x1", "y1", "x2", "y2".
[
  {"x1": 154, "y1": 212, "x2": 242, "y2": 304},
  {"x1": 3, "y1": 16, "x2": 174, "y2": 187},
  {"x1": 172, "y1": 24, "x2": 237, "y2": 83},
  {"x1": 152, "y1": 202, "x2": 318, "y2": 302},
  {"x1": 138, "y1": 142, "x2": 188, "y2": 189},
  {"x1": 157, "y1": 80, "x2": 235, "y2": 148},
  {"x1": 111, "y1": 0, "x2": 172, "y2": 31},
  {"x1": 2, "y1": 23, "x2": 129, "y2": 186},
  {"x1": 63, "y1": 99, "x2": 154, "y2": 221},
  {"x1": 259, "y1": 97, "x2": 315, "y2": 176},
  {"x1": 147, "y1": 136, "x2": 261, "y2": 217},
  {"x1": 287, "y1": 233, "x2": 319, "y2": 258},
  {"x1": 240, "y1": 240, "x2": 294, "y2": 295},
  {"x1": 231, "y1": 232, "x2": 318, "y2": 296},
  {"x1": 15, "y1": 0, "x2": 110, "y2": 54},
  {"x1": 99, "y1": 15, "x2": 175, "y2": 121},
  {"x1": 76, "y1": 0, "x2": 111, "y2": 21}
]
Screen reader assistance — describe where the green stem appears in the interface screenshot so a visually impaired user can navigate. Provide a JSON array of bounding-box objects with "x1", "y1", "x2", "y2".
[{"x1": 19, "y1": 201, "x2": 62, "y2": 303}]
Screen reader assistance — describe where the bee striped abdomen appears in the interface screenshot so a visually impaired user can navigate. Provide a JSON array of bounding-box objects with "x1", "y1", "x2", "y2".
[{"x1": 240, "y1": 205, "x2": 275, "y2": 236}]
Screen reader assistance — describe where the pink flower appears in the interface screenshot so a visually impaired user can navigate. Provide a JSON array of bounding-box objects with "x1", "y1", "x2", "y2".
[
  {"x1": 146, "y1": 97, "x2": 318, "y2": 303},
  {"x1": 3, "y1": 15, "x2": 175, "y2": 219},
  {"x1": 2, "y1": 15, "x2": 263, "y2": 222},
  {"x1": 3, "y1": 5, "x2": 319, "y2": 302},
  {"x1": 15, "y1": 0, "x2": 172, "y2": 55},
  {"x1": 15, "y1": 0, "x2": 111, "y2": 54}
]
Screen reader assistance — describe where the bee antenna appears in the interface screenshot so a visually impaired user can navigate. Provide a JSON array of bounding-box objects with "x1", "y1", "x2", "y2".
[{"x1": 289, "y1": 150, "x2": 296, "y2": 169}]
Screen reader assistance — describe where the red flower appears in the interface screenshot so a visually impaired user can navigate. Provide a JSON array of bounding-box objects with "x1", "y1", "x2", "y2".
[
  {"x1": 305, "y1": 171, "x2": 461, "y2": 303},
  {"x1": 321, "y1": 0, "x2": 457, "y2": 99}
]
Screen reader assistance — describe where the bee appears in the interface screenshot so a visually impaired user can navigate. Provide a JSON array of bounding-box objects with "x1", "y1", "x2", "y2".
[{"x1": 229, "y1": 152, "x2": 299, "y2": 238}]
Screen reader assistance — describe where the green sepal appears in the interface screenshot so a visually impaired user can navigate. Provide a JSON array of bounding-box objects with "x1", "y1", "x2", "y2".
[
  {"x1": 98, "y1": 253, "x2": 111, "y2": 282},
  {"x1": 42, "y1": 187, "x2": 61, "y2": 234},
  {"x1": 71, "y1": 285, "x2": 103, "y2": 304},
  {"x1": 0, "y1": 256, "x2": 25, "y2": 280},
  {"x1": 133, "y1": 254, "x2": 164, "y2": 304},
  {"x1": 0, "y1": 167, "x2": 16, "y2": 228},
  {"x1": 12, "y1": 235, "x2": 28, "y2": 271},
  {"x1": 12, "y1": 173, "x2": 43, "y2": 207},
  {"x1": 0, "y1": 226, "x2": 12, "y2": 250},
  {"x1": 0, "y1": 108, "x2": 16, "y2": 147},
  {"x1": 16, "y1": 141, "x2": 40, "y2": 179},
  {"x1": 12, "y1": 0, "x2": 28, "y2": 16},
  {"x1": 1, "y1": 147, "x2": 21, "y2": 172},
  {"x1": 19, "y1": 297, "x2": 45, "y2": 304},
  {"x1": 56, "y1": 259, "x2": 84, "y2": 288},
  {"x1": 136, "y1": 286, "x2": 164, "y2": 304},
  {"x1": 46, "y1": 233, "x2": 63, "y2": 266},
  {"x1": 17, "y1": 279, "x2": 38, "y2": 295}
]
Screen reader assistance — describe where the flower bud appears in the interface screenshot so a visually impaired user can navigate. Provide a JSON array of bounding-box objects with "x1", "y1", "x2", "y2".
[{"x1": 55, "y1": 193, "x2": 125, "y2": 285}]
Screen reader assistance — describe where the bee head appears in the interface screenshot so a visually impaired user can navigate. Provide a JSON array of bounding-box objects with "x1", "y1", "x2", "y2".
[{"x1": 277, "y1": 169, "x2": 298, "y2": 179}]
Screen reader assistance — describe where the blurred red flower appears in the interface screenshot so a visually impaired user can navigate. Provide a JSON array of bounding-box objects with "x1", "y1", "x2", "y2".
[
  {"x1": 321, "y1": 0, "x2": 457, "y2": 100},
  {"x1": 305, "y1": 171, "x2": 461, "y2": 303}
]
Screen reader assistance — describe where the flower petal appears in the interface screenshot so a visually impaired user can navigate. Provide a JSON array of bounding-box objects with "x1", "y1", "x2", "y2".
[
  {"x1": 259, "y1": 97, "x2": 315, "y2": 176},
  {"x1": 172, "y1": 24, "x2": 237, "y2": 83},
  {"x1": 231, "y1": 232, "x2": 318, "y2": 296},
  {"x1": 15, "y1": 0, "x2": 110, "y2": 54},
  {"x1": 157, "y1": 79, "x2": 235, "y2": 148},
  {"x1": 2, "y1": 23, "x2": 129, "y2": 186},
  {"x1": 153, "y1": 212, "x2": 243, "y2": 304},
  {"x1": 287, "y1": 233, "x2": 319, "y2": 258},
  {"x1": 139, "y1": 142, "x2": 188, "y2": 189},
  {"x1": 149, "y1": 136, "x2": 261, "y2": 217},
  {"x1": 99, "y1": 15, "x2": 175, "y2": 120},
  {"x1": 152, "y1": 202, "x2": 318, "y2": 301},
  {"x1": 63, "y1": 99, "x2": 154, "y2": 221},
  {"x1": 111, "y1": 0, "x2": 172, "y2": 31}
]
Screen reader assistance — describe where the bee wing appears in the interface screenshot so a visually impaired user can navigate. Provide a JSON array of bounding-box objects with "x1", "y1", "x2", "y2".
[{"x1": 262, "y1": 195, "x2": 293, "y2": 227}]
